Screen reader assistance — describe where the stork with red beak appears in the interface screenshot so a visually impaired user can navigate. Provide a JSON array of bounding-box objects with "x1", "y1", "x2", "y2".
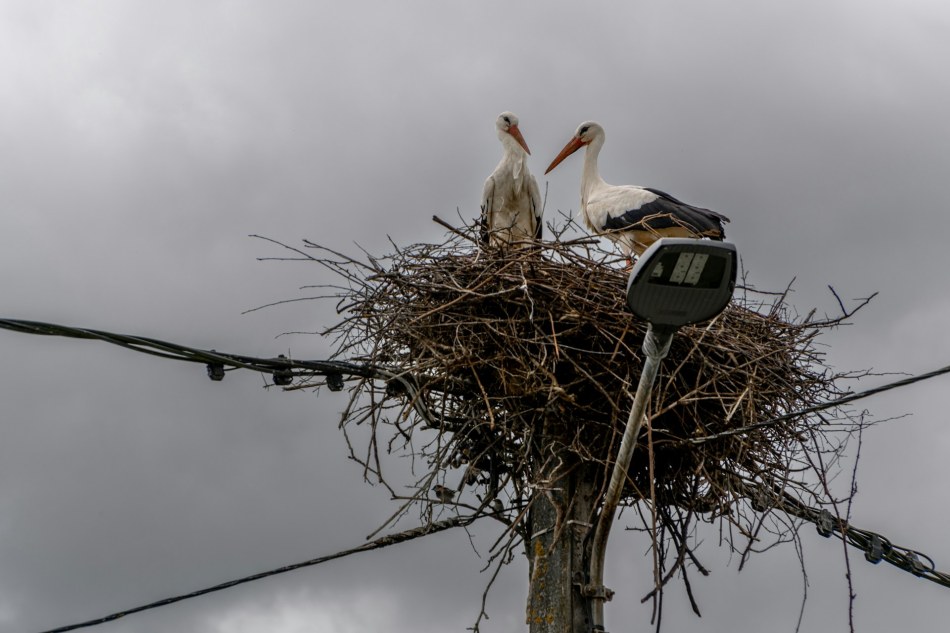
[
  {"x1": 545, "y1": 121, "x2": 728, "y2": 261},
  {"x1": 481, "y1": 112, "x2": 542, "y2": 248}
]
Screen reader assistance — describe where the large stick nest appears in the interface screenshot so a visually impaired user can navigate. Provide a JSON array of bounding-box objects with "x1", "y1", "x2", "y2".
[
  {"x1": 288, "y1": 218, "x2": 868, "y2": 614},
  {"x1": 322, "y1": 223, "x2": 859, "y2": 498}
]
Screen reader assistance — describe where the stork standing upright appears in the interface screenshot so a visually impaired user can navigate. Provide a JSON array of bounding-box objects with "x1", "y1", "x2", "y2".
[
  {"x1": 545, "y1": 121, "x2": 728, "y2": 261},
  {"x1": 481, "y1": 112, "x2": 542, "y2": 248}
]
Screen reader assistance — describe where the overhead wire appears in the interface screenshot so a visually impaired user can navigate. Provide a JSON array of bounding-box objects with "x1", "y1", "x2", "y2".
[
  {"x1": 3, "y1": 317, "x2": 950, "y2": 422},
  {"x1": 682, "y1": 363, "x2": 950, "y2": 445},
  {"x1": 33, "y1": 488, "x2": 950, "y2": 633},
  {"x1": 0, "y1": 317, "x2": 376, "y2": 381},
  {"x1": 742, "y1": 480, "x2": 950, "y2": 590},
  {"x1": 33, "y1": 513, "x2": 478, "y2": 633}
]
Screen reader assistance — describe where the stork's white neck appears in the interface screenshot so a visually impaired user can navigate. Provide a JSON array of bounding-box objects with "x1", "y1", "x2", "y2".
[
  {"x1": 580, "y1": 136, "x2": 607, "y2": 207},
  {"x1": 498, "y1": 133, "x2": 527, "y2": 184}
]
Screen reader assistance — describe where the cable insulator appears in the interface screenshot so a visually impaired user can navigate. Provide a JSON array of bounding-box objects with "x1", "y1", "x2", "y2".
[
  {"x1": 206, "y1": 362, "x2": 225, "y2": 381},
  {"x1": 816, "y1": 509, "x2": 835, "y2": 538},
  {"x1": 272, "y1": 354, "x2": 294, "y2": 386},
  {"x1": 865, "y1": 534, "x2": 884, "y2": 564},
  {"x1": 327, "y1": 372, "x2": 344, "y2": 391},
  {"x1": 906, "y1": 552, "x2": 927, "y2": 576},
  {"x1": 385, "y1": 379, "x2": 406, "y2": 397}
]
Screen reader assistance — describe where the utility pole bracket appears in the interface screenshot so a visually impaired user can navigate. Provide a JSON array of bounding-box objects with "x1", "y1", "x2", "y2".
[{"x1": 580, "y1": 584, "x2": 614, "y2": 601}]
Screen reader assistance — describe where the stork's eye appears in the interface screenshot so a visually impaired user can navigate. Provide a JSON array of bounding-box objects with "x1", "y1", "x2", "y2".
[
  {"x1": 579, "y1": 125, "x2": 590, "y2": 135},
  {"x1": 503, "y1": 116, "x2": 511, "y2": 124}
]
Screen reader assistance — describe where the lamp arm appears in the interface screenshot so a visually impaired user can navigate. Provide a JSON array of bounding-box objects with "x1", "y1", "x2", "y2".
[{"x1": 587, "y1": 324, "x2": 674, "y2": 631}]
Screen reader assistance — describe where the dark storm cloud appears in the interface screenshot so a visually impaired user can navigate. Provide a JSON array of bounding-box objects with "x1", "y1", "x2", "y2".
[{"x1": 1, "y1": 1, "x2": 949, "y2": 632}]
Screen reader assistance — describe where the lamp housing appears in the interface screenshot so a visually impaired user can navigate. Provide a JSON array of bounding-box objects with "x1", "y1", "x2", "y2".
[{"x1": 626, "y1": 238, "x2": 737, "y2": 330}]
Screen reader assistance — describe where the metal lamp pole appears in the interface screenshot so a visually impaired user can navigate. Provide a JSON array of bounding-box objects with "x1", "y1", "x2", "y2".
[
  {"x1": 587, "y1": 323, "x2": 673, "y2": 629},
  {"x1": 586, "y1": 238, "x2": 737, "y2": 632}
]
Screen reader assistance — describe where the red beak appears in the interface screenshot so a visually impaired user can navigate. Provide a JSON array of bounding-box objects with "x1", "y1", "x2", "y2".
[
  {"x1": 545, "y1": 136, "x2": 585, "y2": 174},
  {"x1": 508, "y1": 124, "x2": 531, "y2": 155}
]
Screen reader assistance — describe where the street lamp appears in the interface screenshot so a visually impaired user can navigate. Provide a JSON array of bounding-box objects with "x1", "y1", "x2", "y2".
[{"x1": 587, "y1": 238, "x2": 737, "y2": 632}]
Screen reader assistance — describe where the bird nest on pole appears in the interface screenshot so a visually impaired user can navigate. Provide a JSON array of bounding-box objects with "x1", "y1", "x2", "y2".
[{"x1": 278, "y1": 217, "x2": 868, "y2": 618}]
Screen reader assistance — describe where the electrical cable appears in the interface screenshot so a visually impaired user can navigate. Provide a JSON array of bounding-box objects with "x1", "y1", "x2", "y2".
[
  {"x1": 0, "y1": 317, "x2": 373, "y2": 379},
  {"x1": 741, "y1": 480, "x2": 950, "y2": 590},
  {"x1": 682, "y1": 363, "x2": 950, "y2": 445},
  {"x1": 3, "y1": 318, "x2": 949, "y2": 427},
  {"x1": 33, "y1": 514, "x2": 477, "y2": 633}
]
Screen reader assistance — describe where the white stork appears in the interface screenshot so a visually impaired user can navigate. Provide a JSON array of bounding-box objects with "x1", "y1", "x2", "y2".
[
  {"x1": 545, "y1": 121, "x2": 728, "y2": 261},
  {"x1": 481, "y1": 112, "x2": 542, "y2": 248}
]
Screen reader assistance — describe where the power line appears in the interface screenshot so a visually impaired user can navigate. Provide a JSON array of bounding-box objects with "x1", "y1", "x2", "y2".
[
  {"x1": 742, "y1": 480, "x2": 950, "y2": 589},
  {"x1": 0, "y1": 317, "x2": 467, "y2": 429},
  {"x1": 31, "y1": 489, "x2": 950, "y2": 633},
  {"x1": 0, "y1": 317, "x2": 374, "y2": 384},
  {"x1": 3, "y1": 317, "x2": 949, "y2": 439},
  {"x1": 33, "y1": 513, "x2": 478, "y2": 633},
  {"x1": 682, "y1": 363, "x2": 950, "y2": 446}
]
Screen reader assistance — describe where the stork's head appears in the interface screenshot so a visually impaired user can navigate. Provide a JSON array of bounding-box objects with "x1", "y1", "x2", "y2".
[
  {"x1": 545, "y1": 121, "x2": 604, "y2": 174},
  {"x1": 495, "y1": 111, "x2": 531, "y2": 155}
]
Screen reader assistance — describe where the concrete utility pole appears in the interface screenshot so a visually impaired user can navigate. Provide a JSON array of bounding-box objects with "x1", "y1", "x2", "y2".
[{"x1": 526, "y1": 463, "x2": 597, "y2": 633}]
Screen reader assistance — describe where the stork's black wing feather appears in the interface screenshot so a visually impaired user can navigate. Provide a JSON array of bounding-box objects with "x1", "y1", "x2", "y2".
[
  {"x1": 478, "y1": 208, "x2": 489, "y2": 246},
  {"x1": 602, "y1": 188, "x2": 729, "y2": 237},
  {"x1": 479, "y1": 178, "x2": 494, "y2": 247},
  {"x1": 531, "y1": 199, "x2": 542, "y2": 241}
]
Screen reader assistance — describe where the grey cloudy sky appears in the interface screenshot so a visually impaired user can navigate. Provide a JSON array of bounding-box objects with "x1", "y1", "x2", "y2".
[{"x1": 2, "y1": 1, "x2": 949, "y2": 632}]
